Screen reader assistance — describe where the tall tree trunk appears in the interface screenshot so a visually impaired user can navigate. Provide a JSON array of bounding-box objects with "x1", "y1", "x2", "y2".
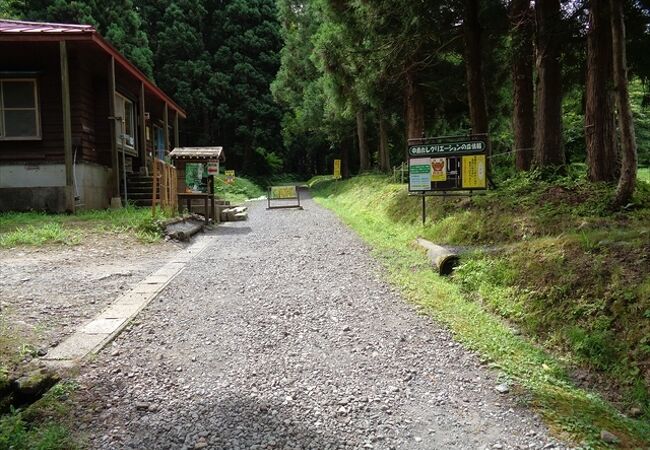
[
  {"x1": 404, "y1": 67, "x2": 425, "y2": 160},
  {"x1": 356, "y1": 108, "x2": 370, "y2": 171},
  {"x1": 378, "y1": 110, "x2": 391, "y2": 172},
  {"x1": 610, "y1": 0, "x2": 637, "y2": 206},
  {"x1": 510, "y1": 0, "x2": 534, "y2": 171},
  {"x1": 586, "y1": 0, "x2": 618, "y2": 182},
  {"x1": 341, "y1": 136, "x2": 350, "y2": 179},
  {"x1": 464, "y1": 0, "x2": 490, "y2": 147},
  {"x1": 534, "y1": 0, "x2": 565, "y2": 168}
]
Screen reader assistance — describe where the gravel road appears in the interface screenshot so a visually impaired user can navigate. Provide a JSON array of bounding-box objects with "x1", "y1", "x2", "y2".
[
  {"x1": 0, "y1": 235, "x2": 181, "y2": 354},
  {"x1": 73, "y1": 192, "x2": 566, "y2": 450}
]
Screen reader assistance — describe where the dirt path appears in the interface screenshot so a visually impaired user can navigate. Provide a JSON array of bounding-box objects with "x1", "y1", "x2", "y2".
[
  {"x1": 0, "y1": 235, "x2": 183, "y2": 359},
  {"x1": 72, "y1": 193, "x2": 567, "y2": 450}
]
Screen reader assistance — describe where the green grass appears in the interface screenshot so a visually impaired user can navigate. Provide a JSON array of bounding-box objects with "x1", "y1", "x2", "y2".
[
  {"x1": 312, "y1": 174, "x2": 650, "y2": 448},
  {"x1": 213, "y1": 174, "x2": 265, "y2": 203},
  {"x1": 0, "y1": 206, "x2": 166, "y2": 248},
  {"x1": 639, "y1": 167, "x2": 650, "y2": 183},
  {"x1": 0, "y1": 223, "x2": 79, "y2": 247},
  {"x1": 0, "y1": 382, "x2": 80, "y2": 450}
]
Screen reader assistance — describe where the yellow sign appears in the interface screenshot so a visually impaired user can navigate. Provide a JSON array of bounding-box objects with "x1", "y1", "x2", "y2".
[
  {"x1": 270, "y1": 185, "x2": 297, "y2": 199},
  {"x1": 333, "y1": 159, "x2": 342, "y2": 179},
  {"x1": 431, "y1": 158, "x2": 447, "y2": 182},
  {"x1": 224, "y1": 169, "x2": 235, "y2": 184},
  {"x1": 461, "y1": 154, "x2": 487, "y2": 189}
]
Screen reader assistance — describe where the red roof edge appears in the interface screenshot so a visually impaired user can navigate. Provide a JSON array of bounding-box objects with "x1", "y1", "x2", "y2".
[
  {"x1": 0, "y1": 19, "x2": 186, "y2": 119},
  {"x1": 91, "y1": 35, "x2": 187, "y2": 119}
]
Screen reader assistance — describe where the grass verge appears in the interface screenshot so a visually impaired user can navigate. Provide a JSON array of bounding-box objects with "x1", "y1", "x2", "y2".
[
  {"x1": 0, "y1": 206, "x2": 167, "y2": 248},
  {"x1": 312, "y1": 174, "x2": 650, "y2": 448},
  {"x1": 0, "y1": 381, "x2": 80, "y2": 450}
]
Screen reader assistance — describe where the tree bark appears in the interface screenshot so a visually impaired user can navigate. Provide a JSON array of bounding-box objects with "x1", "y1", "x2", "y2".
[
  {"x1": 356, "y1": 108, "x2": 370, "y2": 172},
  {"x1": 534, "y1": 0, "x2": 565, "y2": 168},
  {"x1": 585, "y1": 0, "x2": 618, "y2": 182},
  {"x1": 464, "y1": 0, "x2": 490, "y2": 146},
  {"x1": 510, "y1": 0, "x2": 534, "y2": 171},
  {"x1": 378, "y1": 110, "x2": 391, "y2": 172},
  {"x1": 404, "y1": 67, "x2": 425, "y2": 160},
  {"x1": 610, "y1": 0, "x2": 637, "y2": 206},
  {"x1": 341, "y1": 135, "x2": 350, "y2": 179}
]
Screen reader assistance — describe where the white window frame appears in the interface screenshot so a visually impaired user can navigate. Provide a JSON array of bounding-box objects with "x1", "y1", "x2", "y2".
[
  {"x1": 114, "y1": 92, "x2": 137, "y2": 157},
  {"x1": 0, "y1": 78, "x2": 42, "y2": 141}
]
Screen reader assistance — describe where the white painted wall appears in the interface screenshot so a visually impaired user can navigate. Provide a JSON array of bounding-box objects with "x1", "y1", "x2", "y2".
[{"x1": 0, "y1": 162, "x2": 112, "y2": 210}]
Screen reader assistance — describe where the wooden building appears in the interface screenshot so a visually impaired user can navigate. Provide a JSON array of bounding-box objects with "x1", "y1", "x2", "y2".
[{"x1": 0, "y1": 19, "x2": 186, "y2": 212}]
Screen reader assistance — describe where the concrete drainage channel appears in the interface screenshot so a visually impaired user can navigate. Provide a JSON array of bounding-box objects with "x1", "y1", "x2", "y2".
[{"x1": 42, "y1": 236, "x2": 214, "y2": 368}]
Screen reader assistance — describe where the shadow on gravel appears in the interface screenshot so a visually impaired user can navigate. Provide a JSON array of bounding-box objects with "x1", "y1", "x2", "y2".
[
  {"x1": 130, "y1": 393, "x2": 352, "y2": 449},
  {"x1": 195, "y1": 393, "x2": 349, "y2": 448}
]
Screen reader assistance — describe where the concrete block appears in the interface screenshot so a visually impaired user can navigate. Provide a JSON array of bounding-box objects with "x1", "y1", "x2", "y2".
[
  {"x1": 43, "y1": 332, "x2": 106, "y2": 360},
  {"x1": 81, "y1": 317, "x2": 127, "y2": 334},
  {"x1": 99, "y1": 302, "x2": 141, "y2": 319}
]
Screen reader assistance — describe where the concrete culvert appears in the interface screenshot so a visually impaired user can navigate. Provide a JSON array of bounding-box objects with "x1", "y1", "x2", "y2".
[{"x1": 416, "y1": 238, "x2": 460, "y2": 276}]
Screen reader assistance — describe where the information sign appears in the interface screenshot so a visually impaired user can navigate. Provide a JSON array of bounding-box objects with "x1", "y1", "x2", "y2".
[
  {"x1": 333, "y1": 159, "x2": 342, "y2": 179},
  {"x1": 407, "y1": 136, "x2": 489, "y2": 193},
  {"x1": 461, "y1": 155, "x2": 487, "y2": 189},
  {"x1": 267, "y1": 185, "x2": 302, "y2": 209},
  {"x1": 207, "y1": 160, "x2": 219, "y2": 176},
  {"x1": 224, "y1": 169, "x2": 235, "y2": 184},
  {"x1": 270, "y1": 185, "x2": 298, "y2": 199},
  {"x1": 431, "y1": 158, "x2": 447, "y2": 182},
  {"x1": 409, "y1": 158, "x2": 431, "y2": 191}
]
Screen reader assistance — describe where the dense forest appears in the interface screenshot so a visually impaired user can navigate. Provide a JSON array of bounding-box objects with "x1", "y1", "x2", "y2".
[{"x1": 3, "y1": 0, "x2": 650, "y2": 201}]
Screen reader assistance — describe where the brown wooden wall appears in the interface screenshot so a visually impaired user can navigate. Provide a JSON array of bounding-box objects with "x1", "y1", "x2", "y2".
[
  {"x1": 0, "y1": 41, "x2": 64, "y2": 163},
  {"x1": 0, "y1": 40, "x2": 178, "y2": 170}
]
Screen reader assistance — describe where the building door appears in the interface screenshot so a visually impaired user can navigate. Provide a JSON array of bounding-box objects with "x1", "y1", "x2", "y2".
[{"x1": 153, "y1": 126, "x2": 165, "y2": 160}]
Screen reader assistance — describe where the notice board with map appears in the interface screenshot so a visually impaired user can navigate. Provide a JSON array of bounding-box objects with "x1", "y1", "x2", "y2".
[{"x1": 407, "y1": 136, "x2": 488, "y2": 193}]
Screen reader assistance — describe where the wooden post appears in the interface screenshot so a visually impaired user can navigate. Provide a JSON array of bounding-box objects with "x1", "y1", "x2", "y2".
[
  {"x1": 59, "y1": 41, "x2": 74, "y2": 212},
  {"x1": 151, "y1": 158, "x2": 158, "y2": 216},
  {"x1": 139, "y1": 82, "x2": 147, "y2": 173},
  {"x1": 173, "y1": 111, "x2": 179, "y2": 149},
  {"x1": 163, "y1": 103, "x2": 169, "y2": 157},
  {"x1": 160, "y1": 164, "x2": 167, "y2": 208},
  {"x1": 171, "y1": 166, "x2": 177, "y2": 211},
  {"x1": 108, "y1": 56, "x2": 119, "y2": 199}
]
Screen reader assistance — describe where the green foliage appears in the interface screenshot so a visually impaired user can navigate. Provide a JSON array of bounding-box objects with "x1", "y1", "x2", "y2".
[
  {"x1": 0, "y1": 206, "x2": 166, "y2": 247},
  {"x1": 19, "y1": 0, "x2": 153, "y2": 77},
  {"x1": 0, "y1": 408, "x2": 75, "y2": 450},
  {"x1": 213, "y1": 174, "x2": 264, "y2": 203},
  {"x1": 0, "y1": 0, "x2": 23, "y2": 18},
  {"x1": 0, "y1": 223, "x2": 79, "y2": 248},
  {"x1": 567, "y1": 323, "x2": 620, "y2": 371}
]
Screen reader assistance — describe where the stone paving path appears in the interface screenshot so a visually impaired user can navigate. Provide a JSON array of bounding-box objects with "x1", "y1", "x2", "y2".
[{"x1": 72, "y1": 193, "x2": 566, "y2": 450}]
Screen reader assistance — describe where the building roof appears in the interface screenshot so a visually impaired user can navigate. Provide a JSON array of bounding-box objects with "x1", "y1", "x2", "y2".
[
  {"x1": 170, "y1": 147, "x2": 225, "y2": 162},
  {"x1": 0, "y1": 19, "x2": 186, "y2": 118},
  {"x1": 0, "y1": 19, "x2": 94, "y2": 34}
]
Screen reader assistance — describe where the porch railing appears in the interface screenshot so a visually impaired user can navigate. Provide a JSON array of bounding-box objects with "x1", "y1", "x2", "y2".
[{"x1": 152, "y1": 158, "x2": 178, "y2": 215}]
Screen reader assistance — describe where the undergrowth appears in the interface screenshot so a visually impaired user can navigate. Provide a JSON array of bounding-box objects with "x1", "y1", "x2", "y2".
[
  {"x1": 312, "y1": 172, "x2": 650, "y2": 448},
  {"x1": 0, "y1": 381, "x2": 79, "y2": 450},
  {"x1": 213, "y1": 174, "x2": 265, "y2": 203}
]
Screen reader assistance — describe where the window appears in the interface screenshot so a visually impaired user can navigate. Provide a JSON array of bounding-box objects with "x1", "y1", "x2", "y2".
[
  {"x1": 0, "y1": 79, "x2": 41, "y2": 139},
  {"x1": 114, "y1": 93, "x2": 136, "y2": 155}
]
